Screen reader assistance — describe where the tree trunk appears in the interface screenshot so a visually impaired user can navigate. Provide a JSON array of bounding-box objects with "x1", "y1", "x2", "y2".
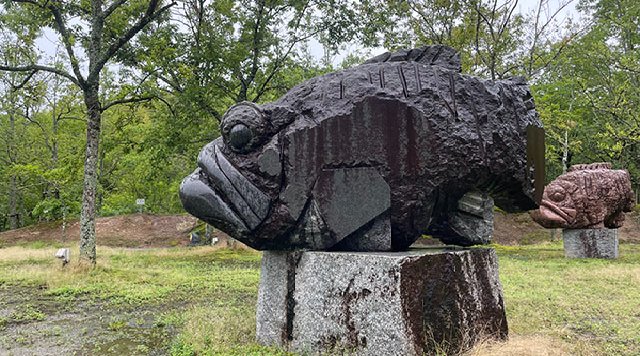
[
  {"x1": 562, "y1": 92, "x2": 576, "y2": 174},
  {"x1": 561, "y1": 129, "x2": 568, "y2": 174},
  {"x1": 79, "y1": 85, "x2": 101, "y2": 264},
  {"x1": 9, "y1": 174, "x2": 18, "y2": 230},
  {"x1": 8, "y1": 105, "x2": 18, "y2": 230},
  {"x1": 204, "y1": 224, "x2": 212, "y2": 245},
  {"x1": 18, "y1": 188, "x2": 24, "y2": 228},
  {"x1": 96, "y1": 150, "x2": 104, "y2": 213},
  {"x1": 61, "y1": 196, "x2": 67, "y2": 243}
]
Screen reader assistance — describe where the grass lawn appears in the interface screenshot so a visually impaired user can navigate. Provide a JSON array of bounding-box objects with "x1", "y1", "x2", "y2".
[{"x1": 0, "y1": 242, "x2": 638, "y2": 355}]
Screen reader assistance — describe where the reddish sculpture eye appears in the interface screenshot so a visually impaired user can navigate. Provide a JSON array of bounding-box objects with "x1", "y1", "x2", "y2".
[{"x1": 549, "y1": 190, "x2": 565, "y2": 202}]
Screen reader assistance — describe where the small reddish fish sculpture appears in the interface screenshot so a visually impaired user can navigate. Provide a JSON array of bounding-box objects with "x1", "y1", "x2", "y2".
[{"x1": 531, "y1": 163, "x2": 635, "y2": 229}]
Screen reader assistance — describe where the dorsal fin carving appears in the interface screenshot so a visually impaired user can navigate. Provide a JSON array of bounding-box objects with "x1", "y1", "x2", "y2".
[
  {"x1": 568, "y1": 162, "x2": 613, "y2": 172},
  {"x1": 362, "y1": 45, "x2": 462, "y2": 73}
]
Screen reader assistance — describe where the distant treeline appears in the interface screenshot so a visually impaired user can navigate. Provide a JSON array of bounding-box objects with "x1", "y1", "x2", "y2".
[{"x1": 1, "y1": 0, "x2": 638, "y2": 232}]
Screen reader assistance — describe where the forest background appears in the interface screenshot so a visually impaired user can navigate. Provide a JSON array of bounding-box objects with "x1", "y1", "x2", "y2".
[{"x1": 1, "y1": 0, "x2": 638, "y2": 244}]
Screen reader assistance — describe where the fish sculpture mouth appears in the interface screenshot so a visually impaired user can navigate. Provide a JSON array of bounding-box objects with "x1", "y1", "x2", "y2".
[
  {"x1": 534, "y1": 199, "x2": 577, "y2": 227},
  {"x1": 179, "y1": 142, "x2": 271, "y2": 237}
]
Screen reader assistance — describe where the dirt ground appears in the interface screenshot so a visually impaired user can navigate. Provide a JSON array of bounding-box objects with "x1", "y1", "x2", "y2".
[
  {"x1": 410, "y1": 209, "x2": 640, "y2": 246},
  {"x1": 492, "y1": 210, "x2": 640, "y2": 245},
  {"x1": 2, "y1": 210, "x2": 638, "y2": 248},
  {"x1": 0, "y1": 213, "x2": 228, "y2": 248}
]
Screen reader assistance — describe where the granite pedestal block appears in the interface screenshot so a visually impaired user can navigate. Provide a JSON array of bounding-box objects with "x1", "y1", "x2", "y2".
[
  {"x1": 563, "y1": 228, "x2": 619, "y2": 259},
  {"x1": 256, "y1": 248, "x2": 508, "y2": 355}
]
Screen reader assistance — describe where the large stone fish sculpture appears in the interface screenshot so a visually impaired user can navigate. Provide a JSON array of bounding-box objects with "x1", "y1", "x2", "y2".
[
  {"x1": 531, "y1": 163, "x2": 635, "y2": 229},
  {"x1": 180, "y1": 45, "x2": 545, "y2": 251}
]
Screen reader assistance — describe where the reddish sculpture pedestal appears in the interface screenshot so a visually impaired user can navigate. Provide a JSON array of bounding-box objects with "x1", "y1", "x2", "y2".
[{"x1": 563, "y1": 229, "x2": 619, "y2": 259}]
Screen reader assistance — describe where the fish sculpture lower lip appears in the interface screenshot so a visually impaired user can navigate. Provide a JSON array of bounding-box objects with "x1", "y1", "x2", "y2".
[
  {"x1": 180, "y1": 170, "x2": 249, "y2": 234},
  {"x1": 538, "y1": 199, "x2": 577, "y2": 225},
  {"x1": 180, "y1": 143, "x2": 271, "y2": 236}
]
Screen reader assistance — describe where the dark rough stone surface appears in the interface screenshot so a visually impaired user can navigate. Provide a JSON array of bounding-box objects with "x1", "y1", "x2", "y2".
[
  {"x1": 180, "y1": 45, "x2": 545, "y2": 251},
  {"x1": 421, "y1": 248, "x2": 508, "y2": 352},
  {"x1": 563, "y1": 228, "x2": 619, "y2": 259},
  {"x1": 256, "y1": 249, "x2": 508, "y2": 355},
  {"x1": 429, "y1": 191, "x2": 495, "y2": 246},
  {"x1": 331, "y1": 213, "x2": 392, "y2": 252},
  {"x1": 531, "y1": 163, "x2": 636, "y2": 229}
]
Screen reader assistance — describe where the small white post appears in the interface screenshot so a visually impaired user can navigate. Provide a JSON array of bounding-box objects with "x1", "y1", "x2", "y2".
[
  {"x1": 136, "y1": 198, "x2": 145, "y2": 213},
  {"x1": 55, "y1": 248, "x2": 70, "y2": 266}
]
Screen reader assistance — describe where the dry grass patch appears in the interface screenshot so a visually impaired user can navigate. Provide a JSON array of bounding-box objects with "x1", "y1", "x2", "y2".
[
  {"x1": 466, "y1": 335, "x2": 569, "y2": 356},
  {"x1": 0, "y1": 246, "x2": 64, "y2": 262}
]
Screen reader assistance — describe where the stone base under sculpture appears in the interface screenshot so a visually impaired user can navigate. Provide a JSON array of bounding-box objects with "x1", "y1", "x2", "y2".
[
  {"x1": 256, "y1": 248, "x2": 508, "y2": 355},
  {"x1": 563, "y1": 228, "x2": 619, "y2": 259}
]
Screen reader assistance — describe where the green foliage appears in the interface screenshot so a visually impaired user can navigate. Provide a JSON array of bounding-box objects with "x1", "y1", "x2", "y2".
[
  {"x1": 108, "y1": 317, "x2": 127, "y2": 331},
  {"x1": 11, "y1": 304, "x2": 45, "y2": 322},
  {"x1": 32, "y1": 198, "x2": 80, "y2": 222},
  {"x1": 1, "y1": 0, "x2": 638, "y2": 232},
  {"x1": 533, "y1": 0, "x2": 640, "y2": 186}
]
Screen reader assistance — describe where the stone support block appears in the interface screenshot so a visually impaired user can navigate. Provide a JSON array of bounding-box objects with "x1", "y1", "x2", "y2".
[
  {"x1": 256, "y1": 248, "x2": 508, "y2": 355},
  {"x1": 563, "y1": 228, "x2": 619, "y2": 259}
]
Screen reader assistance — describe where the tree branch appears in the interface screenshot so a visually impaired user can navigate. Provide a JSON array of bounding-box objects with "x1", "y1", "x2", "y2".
[
  {"x1": 93, "y1": 0, "x2": 176, "y2": 78},
  {"x1": 46, "y1": 2, "x2": 86, "y2": 88},
  {"x1": 0, "y1": 64, "x2": 80, "y2": 86},
  {"x1": 10, "y1": 70, "x2": 38, "y2": 92},
  {"x1": 155, "y1": 95, "x2": 177, "y2": 118},
  {"x1": 101, "y1": 95, "x2": 155, "y2": 112},
  {"x1": 103, "y1": 0, "x2": 130, "y2": 19}
]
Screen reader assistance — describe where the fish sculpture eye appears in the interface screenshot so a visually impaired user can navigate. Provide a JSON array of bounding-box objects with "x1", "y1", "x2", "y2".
[
  {"x1": 549, "y1": 190, "x2": 565, "y2": 202},
  {"x1": 228, "y1": 124, "x2": 253, "y2": 150},
  {"x1": 221, "y1": 102, "x2": 264, "y2": 153}
]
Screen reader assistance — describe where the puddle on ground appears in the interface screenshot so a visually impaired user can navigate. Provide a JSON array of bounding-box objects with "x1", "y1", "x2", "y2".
[
  {"x1": 76, "y1": 326, "x2": 170, "y2": 356},
  {"x1": 0, "y1": 285, "x2": 177, "y2": 356}
]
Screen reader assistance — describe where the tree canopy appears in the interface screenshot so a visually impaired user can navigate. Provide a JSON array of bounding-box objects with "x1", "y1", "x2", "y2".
[{"x1": 1, "y1": 0, "x2": 638, "y2": 237}]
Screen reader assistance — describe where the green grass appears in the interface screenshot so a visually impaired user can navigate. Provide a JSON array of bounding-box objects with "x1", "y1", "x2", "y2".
[
  {"x1": 11, "y1": 303, "x2": 46, "y2": 322},
  {"x1": 0, "y1": 245, "x2": 261, "y2": 306},
  {"x1": 494, "y1": 243, "x2": 640, "y2": 356},
  {"x1": 0, "y1": 242, "x2": 639, "y2": 355}
]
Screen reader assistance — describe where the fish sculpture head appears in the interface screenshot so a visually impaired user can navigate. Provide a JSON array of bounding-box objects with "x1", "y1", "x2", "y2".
[
  {"x1": 179, "y1": 101, "x2": 295, "y2": 248},
  {"x1": 531, "y1": 178, "x2": 579, "y2": 228}
]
